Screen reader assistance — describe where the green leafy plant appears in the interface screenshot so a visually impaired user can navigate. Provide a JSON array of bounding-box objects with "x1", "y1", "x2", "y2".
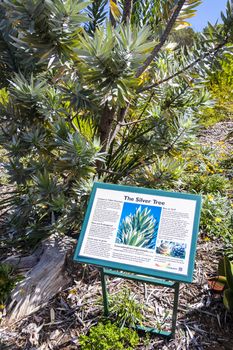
[
  {"x1": 0, "y1": 263, "x2": 22, "y2": 305},
  {"x1": 200, "y1": 194, "x2": 232, "y2": 238},
  {"x1": 224, "y1": 227, "x2": 233, "y2": 259},
  {"x1": 109, "y1": 288, "x2": 144, "y2": 328},
  {"x1": 116, "y1": 206, "x2": 158, "y2": 249},
  {"x1": 135, "y1": 155, "x2": 186, "y2": 190},
  {"x1": 208, "y1": 256, "x2": 233, "y2": 311},
  {"x1": 184, "y1": 173, "x2": 229, "y2": 194},
  {"x1": 223, "y1": 257, "x2": 233, "y2": 311},
  {"x1": 200, "y1": 52, "x2": 233, "y2": 127},
  {"x1": 79, "y1": 322, "x2": 139, "y2": 350},
  {"x1": 180, "y1": 145, "x2": 230, "y2": 194}
]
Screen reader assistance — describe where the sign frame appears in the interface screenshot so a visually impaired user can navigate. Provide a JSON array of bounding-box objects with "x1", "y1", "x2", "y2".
[{"x1": 74, "y1": 182, "x2": 202, "y2": 283}]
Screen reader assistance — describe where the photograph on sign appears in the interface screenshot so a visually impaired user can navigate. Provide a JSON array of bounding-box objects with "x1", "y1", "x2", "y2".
[
  {"x1": 116, "y1": 202, "x2": 162, "y2": 250},
  {"x1": 74, "y1": 183, "x2": 201, "y2": 282}
]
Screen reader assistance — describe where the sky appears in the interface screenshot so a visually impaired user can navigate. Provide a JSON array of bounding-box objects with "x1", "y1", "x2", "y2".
[{"x1": 189, "y1": 0, "x2": 228, "y2": 31}]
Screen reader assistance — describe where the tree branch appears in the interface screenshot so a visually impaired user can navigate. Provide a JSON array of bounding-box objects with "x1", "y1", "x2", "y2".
[
  {"x1": 122, "y1": 0, "x2": 133, "y2": 23},
  {"x1": 108, "y1": 89, "x2": 155, "y2": 146},
  {"x1": 115, "y1": 90, "x2": 156, "y2": 127},
  {"x1": 138, "y1": 40, "x2": 228, "y2": 93},
  {"x1": 107, "y1": 0, "x2": 186, "y2": 144},
  {"x1": 118, "y1": 116, "x2": 151, "y2": 126},
  {"x1": 135, "y1": 0, "x2": 186, "y2": 78},
  {"x1": 107, "y1": 104, "x2": 130, "y2": 148}
]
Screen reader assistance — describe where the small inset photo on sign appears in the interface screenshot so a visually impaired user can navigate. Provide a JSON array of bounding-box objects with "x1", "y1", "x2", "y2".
[
  {"x1": 115, "y1": 203, "x2": 162, "y2": 249},
  {"x1": 156, "y1": 240, "x2": 187, "y2": 259}
]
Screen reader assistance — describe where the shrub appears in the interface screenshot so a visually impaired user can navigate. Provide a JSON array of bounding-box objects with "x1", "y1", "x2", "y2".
[
  {"x1": 183, "y1": 173, "x2": 229, "y2": 194},
  {"x1": 135, "y1": 156, "x2": 185, "y2": 190},
  {"x1": 200, "y1": 194, "x2": 233, "y2": 238},
  {"x1": 79, "y1": 322, "x2": 139, "y2": 350}
]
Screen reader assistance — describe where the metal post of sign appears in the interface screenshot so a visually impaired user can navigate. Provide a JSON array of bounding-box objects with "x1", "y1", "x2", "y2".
[
  {"x1": 100, "y1": 268, "x2": 109, "y2": 316},
  {"x1": 100, "y1": 268, "x2": 180, "y2": 338},
  {"x1": 171, "y1": 282, "x2": 179, "y2": 336}
]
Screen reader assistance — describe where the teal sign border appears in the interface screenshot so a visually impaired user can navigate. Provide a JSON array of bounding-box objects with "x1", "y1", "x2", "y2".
[{"x1": 74, "y1": 182, "x2": 202, "y2": 283}]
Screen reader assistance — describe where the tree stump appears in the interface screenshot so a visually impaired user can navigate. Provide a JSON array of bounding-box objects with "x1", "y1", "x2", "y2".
[{"x1": 3, "y1": 233, "x2": 76, "y2": 325}]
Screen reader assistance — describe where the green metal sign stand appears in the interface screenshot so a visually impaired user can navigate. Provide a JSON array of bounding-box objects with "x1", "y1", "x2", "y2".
[{"x1": 100, "y1": 267, "x2": 180, "y2": 338}]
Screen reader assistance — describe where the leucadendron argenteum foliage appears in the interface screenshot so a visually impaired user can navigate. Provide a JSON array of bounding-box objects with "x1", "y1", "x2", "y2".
[{"x1": 0, "y1": 0, "x2": 233, "y2": 241}]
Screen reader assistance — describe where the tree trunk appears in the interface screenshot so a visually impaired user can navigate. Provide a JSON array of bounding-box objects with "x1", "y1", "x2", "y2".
[
  {"x1": 99, "y1": 103, "x2": 116, "y2": 152},
  {"x1": 3, "y1": 233, "x2": 76, "y2": 325}
]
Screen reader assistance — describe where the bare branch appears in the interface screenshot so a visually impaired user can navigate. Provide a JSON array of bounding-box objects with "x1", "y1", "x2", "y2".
[
  {"x1": 122, "y1": 0, "x2": 133, "y2": 23},
  {"x1": 136, "y1": 0, "x2": 186, "y2": 78}
]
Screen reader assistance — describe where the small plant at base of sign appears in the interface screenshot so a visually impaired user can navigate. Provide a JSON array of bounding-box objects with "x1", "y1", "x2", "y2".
[
  {"x1": 79, "y1": 322, "x2": 139, "y2": 350},
  {"x1": 108, "y1": 287, "x2": 145, "y2": 328}
]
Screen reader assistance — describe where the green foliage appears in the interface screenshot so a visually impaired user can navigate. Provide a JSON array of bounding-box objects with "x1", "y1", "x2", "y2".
[
  {"x1": 200, "y1": 194, "x2": 233, "y2": 238},
  {"x1": 116, "y1": 206, "x2": 158, "y2": 249},
  {"x1": 184, "y1": 173, "x2": 229, "y2": 194},
  {"x1": 75, "y1": 23, "x2": 154, "y2": 106},
  {"x1": 224, "y1": 231, "x2": 233, "y2": 259},
  {"x1": 79, "y1": 322, "x2": 139, "y2": 350},
  {"x1": 223, "y1": 288, "x2": 233, "y2": 311},
  {"x1": 223, "y1": 256, "x2": 233, "y2": 311},
  {"x1": 85, "y1": 0, "x2": 107, "y2": 34},
  {"x1": 0, "y1": 115, "x2": 104, "y2": 238},
  {"x1": 200, "y1": 53, "x2": 233, "y2": 126},
  {"x1": 0, "y1": 87, "x2": 9, "y2": 105},
  {"x1": 0, "y1": 264, "x2": 22, "y2": 305},
  {"x1": 174, "y1": 145, "x2": 230, "y2": 194},
  {"x1": 211, "y1": 256, "x2": 233, "y2": 311},
  {"x1": 131, "y1": 0, "x2": 202, "y2": 31},
  {"x1": 169, "y1": 27, "x2": 199, "y2": 48},
  {"x1": 109, "y1": 288, "x2": 144, "y2": 328},
  {"x1": 1, "y1": 0, "x2": 90, "y2": 67},
  {"x1": 135, "y1": 155, "x2": 185, "y2": 190},
  {"x1": 9, "y1": 73, "x2": 47, "y2": 107}
]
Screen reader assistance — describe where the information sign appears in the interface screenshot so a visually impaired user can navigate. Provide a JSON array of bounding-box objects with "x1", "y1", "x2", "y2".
[{"x1": 74, "y1": 182, "x2": 201, "y2": 283}]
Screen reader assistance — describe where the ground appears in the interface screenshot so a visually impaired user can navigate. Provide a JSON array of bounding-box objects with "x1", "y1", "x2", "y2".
[{"x1": 0, "y1": 121, "x2": 233, "y2": 350}]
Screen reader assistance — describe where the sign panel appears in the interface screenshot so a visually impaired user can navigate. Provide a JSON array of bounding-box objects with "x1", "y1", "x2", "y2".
[{"x1": 74, "y1": 182, "x2": 201, "y2": 283}]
